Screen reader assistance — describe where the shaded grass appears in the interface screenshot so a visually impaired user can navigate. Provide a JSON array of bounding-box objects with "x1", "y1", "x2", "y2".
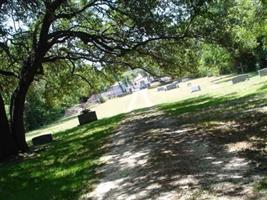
[
  {"x1": 0, "y1": 114, "x2": 124, "y2": 200},
  {"x1": 159, "y1": 86, "x2": 267, "y2": 195},
  {"x1": 159, "y1": 79, "x2": 267, "y2": 118},
  {"x1": 2, "y1": 74, "x2": 267, "y2": 199},
  {"x1": 26, "y1": 73, "x2": 267, "y2": 139}
]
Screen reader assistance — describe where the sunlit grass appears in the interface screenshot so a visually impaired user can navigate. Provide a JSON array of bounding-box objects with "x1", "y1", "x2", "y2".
[
  {"x1": 5, "y1": 73, "x2": 265, "y2": 199},
  {"x1": 27, "y1": 73, "x2": 267, "y2": 140},
  {"x1": 0, "y1": 114, "x2": 124, "y2": 200}
]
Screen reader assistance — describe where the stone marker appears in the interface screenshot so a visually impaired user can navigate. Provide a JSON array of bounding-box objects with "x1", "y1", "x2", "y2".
[
  {"x1": 258, "y1": 68, "x2": 267, "y2": 77},
  {"x1": 172, "y1": 80, "x2": 180, "y2": 85},
  {"x1": 78, "y1": 111, "x2": 98, "y2": 125},
  {"x1": 165, "y1": 83, "x2": 178, "y2": 91},
  {"x1": 191, "y1": 85, "x2": 201, "y2": 93},
  {"x1": 32, "y1": 134, "x2": 53, "y2": 145},
  {"x1": 173, "y1": 81, "x2": 180, "y2": 88},
  {"x1": 232, "y1": 74, "x2": 249, "y2": 84},
  {"x1": 157, "y1": 87, "x2": 166, "y2": 92}
]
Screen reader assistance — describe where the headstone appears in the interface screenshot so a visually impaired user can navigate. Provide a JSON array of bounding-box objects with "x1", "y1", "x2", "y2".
[
  {"x1": 165, "y1": 83, "x2": 178, "y2": 91},
  {"x1": 258, "y1": 68, "x2": 267, "y2": 77},
  {"x1": 78, "y1": 111, "x2": 98, "y2": 125},
  {"x1": 172, "y1": 80, "x2": 180, "y2": 85},
  {"x1": 191, "y1": 85, "x2": 201, "y2": 93},
  {"x1": 232, "y1": 74, "x2": 249, "y2": 84},
  {"x1": 32, "y1": 134, "x2": 53, "y2": 145},
  {"x1": 173, "y1": 81, "x2": 180, "y2": 87},
  {"x1": 157, "y1": 87, "x2": 166, "y2": 92}
]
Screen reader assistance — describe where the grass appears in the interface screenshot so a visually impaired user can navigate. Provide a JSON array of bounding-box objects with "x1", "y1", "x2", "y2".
[
  {"x1": 26, "y1": 115, "x2": 79, "y2": 142},
  {"x1": 1, "y1": 73, "x2": 267, "y2": 199},
  {"x1": 0, "y1": 114, "x2": 124, "y2": 200},
  {"x1": 27, "y1": 73, "x2": 267, "y2": 139},
  {"x1": 159, "y1": 83, "x2": 267, "y2": 195}
]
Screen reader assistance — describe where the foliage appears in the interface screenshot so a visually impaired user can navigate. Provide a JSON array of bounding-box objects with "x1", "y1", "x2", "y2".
[
  {"x1": 191, "y1": 0, "x2": 267, "y2": 73},
  {"x1": 0, "y1": 0, "x2": 267, "y2": 155},
  {"x1": 1, "y1": 74, "x2": 267, "y2": 199},
  {"x1": 24, "y1": 88, "x2": 64, "y2": 131},
  {"x1": 0, "y1": 0, "x2": 211, "y2": 153},
  {"x1": 198, "y1": 43, "x2": 234, "y2": 76}
]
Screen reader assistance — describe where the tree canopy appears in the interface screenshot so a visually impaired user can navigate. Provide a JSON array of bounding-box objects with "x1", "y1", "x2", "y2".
[{"x1": 0, "y1": 0, "x2": 266, "y2": 160}]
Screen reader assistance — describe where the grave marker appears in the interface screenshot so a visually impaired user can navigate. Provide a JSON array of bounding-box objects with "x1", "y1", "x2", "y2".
[
  {"x1": 166, "y1": 83, "x2": 178, "y2": 91},
  {"x1": 32, "y1": 134, "x2": 53, "y2": 145},
  {"x1": 232, "y1": 74, "x2": 249, "y2": 84},
  {"x1": 157, "y1": 87, "x2": 166, "y2": 92},
  {"x1": 191, "y1": 85, "x2": 201, "y2": 93},
  {"x1": 78, "y1": 111, "x2": 98, "y2": 125},
  {"x1": 258, "y1": 68, "x2": 267, "y2": 77}
]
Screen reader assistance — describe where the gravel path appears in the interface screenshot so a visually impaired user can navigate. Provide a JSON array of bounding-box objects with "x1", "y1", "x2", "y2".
[{"x1": 81, "y1": 108, "x2": 266, "y2": 200}]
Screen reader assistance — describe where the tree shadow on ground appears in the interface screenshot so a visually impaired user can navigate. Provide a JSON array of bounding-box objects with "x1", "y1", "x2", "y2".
[
  {"x1": 92, "y1": 92, "x2": 267, "y2": 199},
  {"x1": 210, "y1": 74, "x2": 236, "y2": 84},
  {"x1": 211, "y1": 73, "x2": 257, "y2": 85},
  {"x1": 0, "y1": 114, "x2": 125, "y2": 200}
]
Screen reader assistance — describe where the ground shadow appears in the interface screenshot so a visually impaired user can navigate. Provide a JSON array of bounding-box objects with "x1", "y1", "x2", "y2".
[
  {"x1": 90, "y1": 92, "x2": 267, "y2": 199},
  {"x1": 211, "y1": 74, "x2": 236, "y2": 84}
]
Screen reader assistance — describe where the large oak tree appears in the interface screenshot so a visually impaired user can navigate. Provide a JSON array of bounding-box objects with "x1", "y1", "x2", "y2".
[{"x1": 0, "y1": 0, "x2": 209, "y2": 160}]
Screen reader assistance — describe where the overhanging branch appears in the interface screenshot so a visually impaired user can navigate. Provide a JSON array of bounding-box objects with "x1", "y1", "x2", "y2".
[{"x1": 0, "y1": 70, "x2": 18, "y2": 78}]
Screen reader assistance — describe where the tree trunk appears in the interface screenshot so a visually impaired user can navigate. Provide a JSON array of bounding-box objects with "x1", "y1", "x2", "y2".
[
  {"x1": 10, "y1": 59, "x2": 35, "y2": 153},
  {"x1": 0, "y1": 93, "x2": 18, "y2": 160},
  {"x1": 10, "y1": 82, "x2": 30, "y2": 152}
]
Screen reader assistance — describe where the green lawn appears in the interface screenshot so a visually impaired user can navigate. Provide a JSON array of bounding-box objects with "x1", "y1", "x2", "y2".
[
  {"x1": 1, "y1": 73, "x2": 267, "y2": 199},
  {"x1": 27, "y1": 73, "x2": 267, "y2": 139},
  {"x1": 159, "y1": 81, "x2": 267, "y2": 196},
  {"x1": 0, "y1": 114, "x2": 124, "y2": 200}
]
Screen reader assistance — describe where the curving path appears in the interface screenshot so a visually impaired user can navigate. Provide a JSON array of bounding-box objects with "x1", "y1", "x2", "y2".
[{"x1": 81, "y1": 107, "x2": 266, "y2": 200}]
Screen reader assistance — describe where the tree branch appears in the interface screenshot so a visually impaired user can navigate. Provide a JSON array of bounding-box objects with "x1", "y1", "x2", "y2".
[
  {"x1": 0, "y1": 69, "x2": 18, "y2": 78},
  {"x1": 55, "y1": 0, "x2": 99, "y2": 20}
]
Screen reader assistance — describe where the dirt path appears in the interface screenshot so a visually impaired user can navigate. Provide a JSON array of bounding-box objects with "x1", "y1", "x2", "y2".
[
  {"x1": 81, "y1": 108, "x2": 266, "y2": 200},
  {"x1": 127, "y1": 89, "x2": 154, "y2": 112}
]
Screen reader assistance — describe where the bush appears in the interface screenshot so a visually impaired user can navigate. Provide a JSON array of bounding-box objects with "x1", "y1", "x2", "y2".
[
  {"x1": 24, "y1": 90, "x2": 64, "y2": 131},
  {"x1": 198, "y1": 44, "x2": 234, "y2": 77}
]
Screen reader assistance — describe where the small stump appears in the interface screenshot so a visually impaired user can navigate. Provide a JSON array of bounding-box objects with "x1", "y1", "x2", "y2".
[
  {"x1": 191, "y1": 85, "x2": 201, "y2": 93},
  {"x1": 32, "y1": 134, "x2": 53, "y2": 146},
  {"x1": 78, "y1": 111, "x2": 98, "y2": 125}
]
